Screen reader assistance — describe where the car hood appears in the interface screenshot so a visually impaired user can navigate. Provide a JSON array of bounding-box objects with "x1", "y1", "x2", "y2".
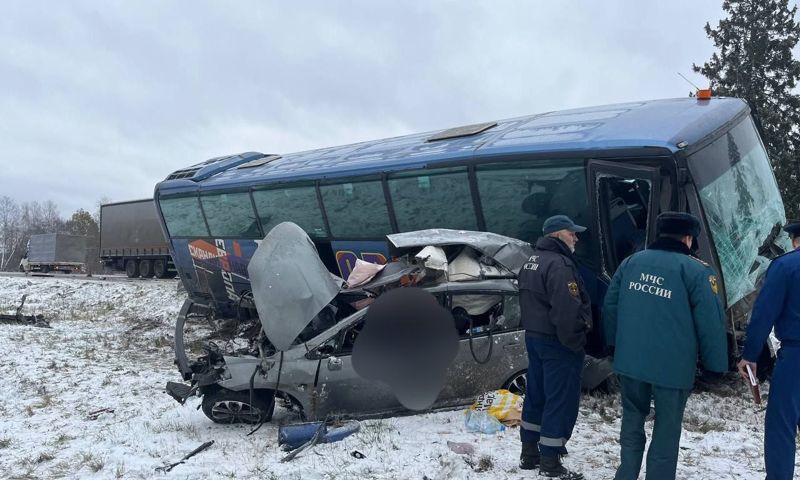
[
  {"x1": 387, "y1": 229, "x2": 534, "y2": 273},
  {"x1": 247, "y1": 222, "x2": 344, "y2": 351}
]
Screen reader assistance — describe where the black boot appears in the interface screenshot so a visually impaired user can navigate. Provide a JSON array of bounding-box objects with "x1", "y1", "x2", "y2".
[
  {"x1": 539, "y1": 455, "x2": 584, "y2": 479},
  {"x1": 519, "y1": 442, "x2": 540, "y2": 470}
]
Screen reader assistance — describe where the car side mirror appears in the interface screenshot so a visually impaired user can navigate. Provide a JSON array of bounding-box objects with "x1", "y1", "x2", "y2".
[
  {"x1": 327, "y1": 356, "x2": 343, "y2": 371},
  {"x1": 306, "y1": 343, "x2": 336, "y2": 360}
]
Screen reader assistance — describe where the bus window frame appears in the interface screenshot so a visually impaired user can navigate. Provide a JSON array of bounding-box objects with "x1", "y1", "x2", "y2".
[
  {"x1": 199, "y1": 188, "x2": 264, "y2": 239},
  {"x1": 588, "y1": 160, "x2": 663, "y2": 281},
  {"x1": 251, "y1": 181, "x2": 331, "y2": 240},
  {"x1": 158, "y1": 193, "x2": 212, "y2": 239}
]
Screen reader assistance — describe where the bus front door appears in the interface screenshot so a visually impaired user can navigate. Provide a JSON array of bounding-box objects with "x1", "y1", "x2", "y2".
[{"x1": 588, "y1": 160, "x2": 664, "y2": 281}]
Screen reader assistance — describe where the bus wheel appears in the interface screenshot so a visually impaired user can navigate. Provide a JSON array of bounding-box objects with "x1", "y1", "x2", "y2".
[
  {"x1": 125, "y1": 260, "x2": 140, "y2": 278},
  {"x1": 153, "y1": 259, "x2": 167, "y2": 278},
  {"x1": 140, "y1": 259, "x2": 154, "y2": 278}
]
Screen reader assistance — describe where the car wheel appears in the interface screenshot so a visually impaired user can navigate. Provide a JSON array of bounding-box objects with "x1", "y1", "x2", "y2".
[
  {"x1": 125, "y1": 259, "x2": 140, "y2": 278},
  {"x1": 201, "y1": 389, "x2": 275, "y2": 424},
  {"x1": 504, "y1": 370, "x2": 527, "y2": 396}
]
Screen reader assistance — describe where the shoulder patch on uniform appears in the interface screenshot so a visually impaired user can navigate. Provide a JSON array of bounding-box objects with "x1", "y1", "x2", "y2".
[
  {"x1": 689, "y1": 255, "x2": 709, "y2": 267},
  {"x1": 708, "y1": 275, "x2": 719, "y2": 294},
  {"x1": 567, "y1": 281, "x2": 579, "y2": 297}
]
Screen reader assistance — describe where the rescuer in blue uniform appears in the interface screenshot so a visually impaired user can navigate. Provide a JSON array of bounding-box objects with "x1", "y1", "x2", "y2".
[
  {"x1": 518, "y1": 215, "x2": 591, "y2": 480},
  {"x1": 603, "y1": 212, "x2": 728, "y2": 480},
  {"x1": 737, "y1": 221, "x2": 800, "y2": 480}
]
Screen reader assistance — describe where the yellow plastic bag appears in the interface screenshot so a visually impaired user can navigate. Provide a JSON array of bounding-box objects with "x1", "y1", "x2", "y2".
[{"x1": 468, "y1": 389, "x2": 523, "y2": 426}]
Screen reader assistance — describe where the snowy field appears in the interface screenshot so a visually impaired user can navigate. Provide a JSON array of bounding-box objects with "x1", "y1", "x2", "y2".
[{"x1": 0, "y1": 276, "x2": 775, "y2": 479}]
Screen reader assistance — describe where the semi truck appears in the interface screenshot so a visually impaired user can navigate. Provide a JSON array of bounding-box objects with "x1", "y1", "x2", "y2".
[
  {"x1": 19, "y1": 234, "x2": 87, "y2": 274},
  {"x1": 99, "y1": 199, "x2": 176, "y2": 278}
]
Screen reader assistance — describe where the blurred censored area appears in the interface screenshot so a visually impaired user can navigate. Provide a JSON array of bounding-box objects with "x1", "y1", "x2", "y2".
[{"x1": 352, "y1": 288, "x2": 459, "y2": 411}]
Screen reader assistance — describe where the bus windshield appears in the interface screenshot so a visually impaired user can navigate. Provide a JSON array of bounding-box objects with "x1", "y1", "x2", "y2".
[{"x1": 689, "y1": 117, "x2": 792, "y2": 307}]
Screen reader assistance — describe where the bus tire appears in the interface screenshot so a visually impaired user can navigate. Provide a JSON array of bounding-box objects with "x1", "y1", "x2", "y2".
[
  {"x1": 125, "y1": 259, "x2": 140, "y2": 278},
  {"x1": 140, "y1": 259, "x2": 154, "y2": 278},
  {"x1": 153, "y1": 259, "x2": 168, "y2": 278}
]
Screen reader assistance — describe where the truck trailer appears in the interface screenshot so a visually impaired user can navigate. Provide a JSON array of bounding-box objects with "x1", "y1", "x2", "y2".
[
  {"x1": 19, "y1": 233, "x2": 87, "y2": 274},
  {"x1": 99, "y1": 199, "x2": 176, "y2": 278}
]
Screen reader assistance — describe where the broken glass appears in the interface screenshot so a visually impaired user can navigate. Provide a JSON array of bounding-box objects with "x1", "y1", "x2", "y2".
[{"x1": 689, "y1": 117, "x2": 791, "y2": 307}]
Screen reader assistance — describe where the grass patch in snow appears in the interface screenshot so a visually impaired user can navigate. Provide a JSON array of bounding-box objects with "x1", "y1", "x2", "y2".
[
  {"x1": 0, "y1": 437, "x2": 11, "y2": 448},
  {"x1": 78, "y1": 451, "x2": 104, "y2": 473},
  {"x1": 35, "y1": 451, "x2": 56, "y2": 464},
  {"x1": 683, "y1": 412, "x2": 727, "y2": 433}
]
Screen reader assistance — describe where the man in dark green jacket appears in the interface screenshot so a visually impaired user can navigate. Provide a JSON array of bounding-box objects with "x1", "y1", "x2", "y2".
[{"x1": 603, "y1": 212, "x2": 728, "y2": 480}]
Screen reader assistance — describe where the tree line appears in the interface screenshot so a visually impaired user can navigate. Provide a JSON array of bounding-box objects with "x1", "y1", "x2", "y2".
[{"x1": 0, "y1": 196, "x2": 102, "y2": 273}]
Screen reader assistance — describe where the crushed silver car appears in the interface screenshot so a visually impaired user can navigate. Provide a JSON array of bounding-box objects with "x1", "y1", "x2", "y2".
[{"x1": 166, "y1": 224, "x2": 613, "y2": 423}]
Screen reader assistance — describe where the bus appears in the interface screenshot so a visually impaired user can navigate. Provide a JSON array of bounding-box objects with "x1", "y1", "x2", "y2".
[{"x1": 154, "y1": 96, "x2": 792, "y2": 362}]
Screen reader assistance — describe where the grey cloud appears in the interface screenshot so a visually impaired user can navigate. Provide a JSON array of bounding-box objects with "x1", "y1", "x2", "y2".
[{"x1": 0, "y1": 1, "x2": 723, "y2": 216}]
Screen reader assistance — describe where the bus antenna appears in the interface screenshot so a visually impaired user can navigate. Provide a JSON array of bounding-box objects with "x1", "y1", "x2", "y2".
[{"x1": 677, "y1": 72, "x2": 701, "y2": 91}]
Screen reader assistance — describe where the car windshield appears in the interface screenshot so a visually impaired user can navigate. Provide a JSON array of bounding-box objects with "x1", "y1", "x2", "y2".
[{"x1": 688, "y1": 116, "x2": 792, "y2": 307}]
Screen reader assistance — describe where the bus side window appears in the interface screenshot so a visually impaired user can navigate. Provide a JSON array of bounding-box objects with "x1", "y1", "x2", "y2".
[
  {"x1": 159, "y1": 196, "x2": 210, "y2": 237},
  {"x1": 320, "y1": 178, "x2": 392, "y2": 238},
  {"x1": 475, "y1": 159, "x2": 595, "y2": 267},
  {"x1": 387, "y1": 167, "x2": 478, "y2": 231},
  {"x1": 200, "y1": 192, "x2": 262, "y2": 239},
  {"x1": 252, "y1": 185, "x2": 327, "y2": 239}
]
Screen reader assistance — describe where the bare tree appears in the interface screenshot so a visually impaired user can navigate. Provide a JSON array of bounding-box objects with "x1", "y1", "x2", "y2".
[{"x1": 0, "y1": 196, "x2": 21, "y2": 270}]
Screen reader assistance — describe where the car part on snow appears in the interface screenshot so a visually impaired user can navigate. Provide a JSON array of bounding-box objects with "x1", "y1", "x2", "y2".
[
  {"x1": 351, "y1": 450, "x2": 366, "y2": 459},
  {"x1": 86, "y1": 407, "x2": 115, "y2": 420},
  {"x1": 155, "y1": 440, "x2": 215, "y2": 473},
  {"x1": 0, "y1": 295, "x2": 50, "y2": 328},
  {"x1": 165, "y1": 381, "x2": 197, "y2": 405},
  {"x1": 281, "y1": 421, "x2": 326, "y2": 462},
  {"x1": 278, "y1": 420, "x2": 361, "y2": 453}
]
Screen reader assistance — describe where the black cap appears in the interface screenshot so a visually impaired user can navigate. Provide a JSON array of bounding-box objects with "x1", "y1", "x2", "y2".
[
  {"x1": 543, "y1": 215, "x2": 587, "y2": 235},
  {"x1": 785, "y1": 221, "x2": 800, "y2": 238},
  {"x1": 656, "y1": 212, "x2": 701, "y2": 238}
]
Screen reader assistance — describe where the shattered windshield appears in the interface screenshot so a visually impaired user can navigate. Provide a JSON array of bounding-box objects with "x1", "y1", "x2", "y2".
[{"x1": 689, "y1": 116, "x2": 792, "y2": 307}]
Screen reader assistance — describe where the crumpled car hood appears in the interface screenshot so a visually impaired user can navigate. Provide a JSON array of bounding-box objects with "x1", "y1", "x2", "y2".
[
  {"x1": 247, "y1": 222, "x2": 343, "y2": 351},
  {"x1": 387, "y1": 229, "x2": 535, "y2": 273}
]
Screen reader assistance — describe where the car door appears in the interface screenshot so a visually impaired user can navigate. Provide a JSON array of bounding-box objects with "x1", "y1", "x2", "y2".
[
  {"x1": 436, "y1": 290, "x2": 527, "y2": 408},
  {"x1": 311, "y1": 317, "x2": 403, "y2": 418}
]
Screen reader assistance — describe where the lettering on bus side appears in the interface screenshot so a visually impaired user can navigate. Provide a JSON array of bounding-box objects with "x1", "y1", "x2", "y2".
[
  {"x1": 336, "y1": 251, "x2": 388, "y2": 279},
  {"x1": 215, "y1": 239, "x2": 240, "y2": 302}
]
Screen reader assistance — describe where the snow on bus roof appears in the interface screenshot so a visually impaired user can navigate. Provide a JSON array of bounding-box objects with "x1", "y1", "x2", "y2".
[{"x1": 158, "y1": 97, "x2": 748, "y2": 193}]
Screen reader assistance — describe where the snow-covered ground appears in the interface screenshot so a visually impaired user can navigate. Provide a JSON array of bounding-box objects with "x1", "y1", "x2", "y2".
[{"x1": 0, "y1": 276, "x2": 774, "y2": 479}]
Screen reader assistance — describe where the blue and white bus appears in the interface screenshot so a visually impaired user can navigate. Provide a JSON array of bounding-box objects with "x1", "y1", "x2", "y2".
[{"x1": 155, "y1": 96, "x2": 792, "y2": 361}]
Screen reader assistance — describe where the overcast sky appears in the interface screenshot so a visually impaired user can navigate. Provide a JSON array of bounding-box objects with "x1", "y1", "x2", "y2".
[{"x1": 1, "y1": 1, "x2": 729, "y2": 216}]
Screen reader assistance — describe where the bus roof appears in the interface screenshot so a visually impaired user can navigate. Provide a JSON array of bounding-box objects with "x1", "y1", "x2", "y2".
[{"x1": 157, "y1": 97, "x2": 748, "y2": 195}]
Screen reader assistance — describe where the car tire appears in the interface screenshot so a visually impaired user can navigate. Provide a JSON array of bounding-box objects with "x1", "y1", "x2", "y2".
[
  {"x1": 125, "y1": 259, "x2": 140, "y2": 278},
  {"x1": 201, "y1": 388, "x2": 275, "y2": 424},
  {"x1": 503, "y1": 370, "x2": 527, "y2": 396},
  {"x1": 139, "y1": 259, "x2": 154, "y2": 278}
]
